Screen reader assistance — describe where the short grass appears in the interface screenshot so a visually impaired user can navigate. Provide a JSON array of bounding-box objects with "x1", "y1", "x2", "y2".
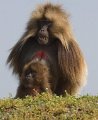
[{"x1": 0, "y1": 93, "x2": 98, "y2": 120}]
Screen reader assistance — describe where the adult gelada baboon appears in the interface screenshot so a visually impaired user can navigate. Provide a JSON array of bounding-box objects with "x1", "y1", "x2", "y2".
[{"x1": 7, "y1": 3, "x2": 87, "y2": 96}]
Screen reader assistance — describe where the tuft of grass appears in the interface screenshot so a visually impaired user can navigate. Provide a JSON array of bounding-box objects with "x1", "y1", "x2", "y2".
[{"x1": 0, "y1": 93, "x2": 98, "y2": 120}]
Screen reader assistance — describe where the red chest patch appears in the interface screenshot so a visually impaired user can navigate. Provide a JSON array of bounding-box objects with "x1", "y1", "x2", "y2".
[{"x1": 33, "y1": 51, "x2": 47, "y2": 60}]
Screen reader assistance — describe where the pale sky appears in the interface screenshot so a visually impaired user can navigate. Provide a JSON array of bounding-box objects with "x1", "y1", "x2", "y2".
[{"x1": 0, "y1": 0, "x2": 98, "y2": 98}]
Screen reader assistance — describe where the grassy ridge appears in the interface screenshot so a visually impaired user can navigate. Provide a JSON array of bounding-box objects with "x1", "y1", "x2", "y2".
[{"x1": 0, "y1": 93, "x2": 98, "y2": 120}]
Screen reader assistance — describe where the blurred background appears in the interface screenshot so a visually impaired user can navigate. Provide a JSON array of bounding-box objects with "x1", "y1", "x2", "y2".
[{"x1": 0, "y1": 0, "x2": 98, "y2": 98}]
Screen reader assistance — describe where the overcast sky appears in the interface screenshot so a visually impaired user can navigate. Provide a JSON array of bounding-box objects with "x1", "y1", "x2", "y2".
[{"x1": 0, "y1": 0, "x2": 98, "y2": 98}]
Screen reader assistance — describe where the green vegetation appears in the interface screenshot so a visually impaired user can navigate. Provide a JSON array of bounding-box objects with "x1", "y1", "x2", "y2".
[{"x1": 0, "y1": 93, "x2": 98, "y2": 120}]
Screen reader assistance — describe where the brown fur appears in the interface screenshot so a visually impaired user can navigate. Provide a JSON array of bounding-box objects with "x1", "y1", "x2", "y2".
[
  {"x1": 15, "y1": 59, "x2": 56, "y2": 98},
  {"x1": 7, "y1": 3, "x2": 87, "y2": 96}
]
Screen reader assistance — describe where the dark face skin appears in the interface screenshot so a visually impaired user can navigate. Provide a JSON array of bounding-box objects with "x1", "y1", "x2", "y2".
[
  {"x1": 37, "y1": 20, "x2": 52, "y2": 45},
  {"x1": 24, "y1": 69, "x2": 37, "y2": 88}
]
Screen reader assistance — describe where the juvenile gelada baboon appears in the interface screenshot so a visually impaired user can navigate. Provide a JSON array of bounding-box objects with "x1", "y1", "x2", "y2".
[
  {"x1": 7, "y1": 3, "x2": 87, "y2": 96},
  {"x1": 15, "y1": 58, "x2": 57, "y2": 98}
]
